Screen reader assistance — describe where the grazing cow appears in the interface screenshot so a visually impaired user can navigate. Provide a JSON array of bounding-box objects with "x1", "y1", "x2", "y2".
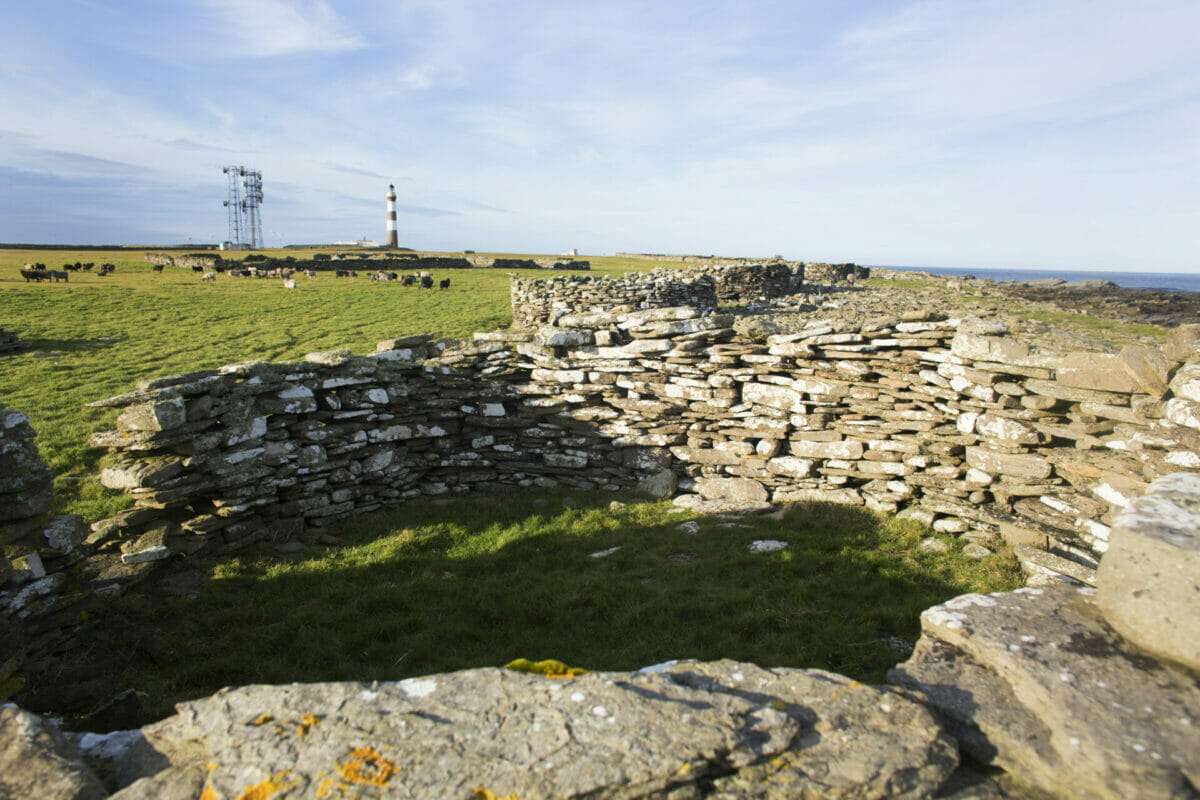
[
  {"x1": 152, "y1": 264, "x2": 165, "y2": 273},
  {"x1": 83, "y1": 262, "x2": 94, "y2": 270},
  {"x1": 401, "y1": 273, "x2": 415, "y2": 286},
  {"x1": 201, "y1": 272, "x2": 216, "y2": 281},
  {"x1": 192, "y1": 265, "x2": 205, "y2": 272},
  {"x1": 350, "y1": 271, "x2": 358, "y2": 278},
  {"x1": 439, "y1": 277, "x2": 450, "y2": 290},
  {"x1": 335, "y1": 269, "x2": 349, "y2": 278},
  {"x1": 19, "y1": 269, "x2": 44, "y2": 282},
  {"x1": 304, "y1": 269, "x2": 317, "y2": 278},
  {"x1": 82, "y1": 263, "x2": 94, "y2": 271},
  {"x1": 282, "y1": 278, "x2": 297, "y2": 289},
  {"x1": 101, "y1": 264, "x2": 115, "y2": 273},
  {"x1": 63, "y1": 263, "x2": 79, "y2": 271},
  {"x1": 419, "y1": 275, "x2": 433, "y2": 289},
  {"x1": 281, "y1": 268, "x2": 294, "y2": 280},
  {"x1": 51, "y1": 270, "x2": 69, "y2": 282},
  {"x1": 215, "y1": 265, "x2": 226, "y2": 273}
]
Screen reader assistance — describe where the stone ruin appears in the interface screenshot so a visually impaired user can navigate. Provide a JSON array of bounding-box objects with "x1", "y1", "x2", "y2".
[{"x1": 2, "y1": 264, "x2": 1198, "y2": 797}]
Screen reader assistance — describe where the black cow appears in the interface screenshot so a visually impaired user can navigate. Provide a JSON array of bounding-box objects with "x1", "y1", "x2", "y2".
[
  {"x1": 419, "y1": 275, "x2": 433, "y2": 289},
  {"x1": 439, "y1": 278, "x2": 451, "y2": 290}
]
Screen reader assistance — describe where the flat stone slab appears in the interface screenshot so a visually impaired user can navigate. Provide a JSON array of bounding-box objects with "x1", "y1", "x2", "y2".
[
  {"x1": 105, "y1": 661, "x2": 955, "y2": 799},
  {"x1": 890, "y1": 585, "x2": 1200, "y2": 800}
]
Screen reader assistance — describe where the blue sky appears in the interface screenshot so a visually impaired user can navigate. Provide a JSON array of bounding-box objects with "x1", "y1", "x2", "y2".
[{"x1": 1, "y1": 1, "x2": 1197, "y2": 271}]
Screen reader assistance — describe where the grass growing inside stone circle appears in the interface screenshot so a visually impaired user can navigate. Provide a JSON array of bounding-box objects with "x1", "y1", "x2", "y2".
[
  {"x1": 21, "y1": 491, "x2": 1022, "y2": 729},
  {"x1": 0, "y1": 248, "x2": 676, "y2": 520}
]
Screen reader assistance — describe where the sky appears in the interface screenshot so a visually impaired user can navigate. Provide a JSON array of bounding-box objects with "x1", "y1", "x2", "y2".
[{"x1": 1, "y1": 1, "x2": 1197, "y2": 271}]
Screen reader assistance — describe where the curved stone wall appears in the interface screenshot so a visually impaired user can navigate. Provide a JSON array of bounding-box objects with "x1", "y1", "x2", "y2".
[{"x1": 82, "y1": 307, "x2": 1200, "y2": 587}]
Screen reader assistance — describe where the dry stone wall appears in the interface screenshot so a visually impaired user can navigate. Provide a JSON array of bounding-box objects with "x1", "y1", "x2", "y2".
[
  {"x1": 82, "y1": 307, "x2": 1200, "y2": 591},
  {"x1": 511, "y1": 272, "x2": 720, "y2": 328},
  {"x1": 0, "y1": 404, "x2": 89, "y2": 685},
  {"x1": 5, "y1": 276, "x2": 1200, "y2": 697},
  {"x1": 802, "y1": 262, "x2": 870, "y2": 284}
]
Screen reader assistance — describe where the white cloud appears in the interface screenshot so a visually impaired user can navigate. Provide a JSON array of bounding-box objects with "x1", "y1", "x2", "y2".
[{"x1": 192, "y1": 0, "x2": 366, "y2": 57}]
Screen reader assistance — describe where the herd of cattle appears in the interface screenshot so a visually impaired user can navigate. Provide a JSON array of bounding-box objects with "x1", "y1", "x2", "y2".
[
  {"x1": 17, "y1": 262, "x2": 451, "y2": 290},
  {"x1": 19, "y1": 262, "x2": 116, "y2": 282}
]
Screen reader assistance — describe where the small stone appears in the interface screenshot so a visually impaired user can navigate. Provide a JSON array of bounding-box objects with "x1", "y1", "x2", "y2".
[{"x1": 962, "y1": 543, "x2": 992, "y2": 559}]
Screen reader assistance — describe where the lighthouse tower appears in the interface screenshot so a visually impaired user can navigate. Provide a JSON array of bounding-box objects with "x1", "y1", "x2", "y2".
[{"x1": 386, "y1": 184, "x2": 398, "y2": 248}]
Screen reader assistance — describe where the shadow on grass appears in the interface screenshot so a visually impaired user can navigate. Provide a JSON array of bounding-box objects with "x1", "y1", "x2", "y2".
[
  {"x1": 21, "y1": 491, "x2": 1020, "y2": 730},
  {"x1": 17, "y1": 337, "x2": 117, "y2": 354}
]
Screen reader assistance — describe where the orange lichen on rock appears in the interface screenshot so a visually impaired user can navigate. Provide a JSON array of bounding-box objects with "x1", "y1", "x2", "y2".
[
  {"x1": 199, "y1": 783, "x2": 220, "y2": 800},
  {"x1": 473, "y1": 788, "x2": 519, "y2": 800},
  {"x1": 336, "y1": 745, "x2": 397, "y2": 786},
  {"x1": 504, "y1": 658, "x2": 588, "y2": 678},
  {"x1": 297, "y1": 713, "x2": 320, "y2": 738},
  {"x1": 234, "y1": 770, "x2": 297, "y2": 800},
  {"x1": 250, "y1": 713, "x2": 274, "y2": 726}
]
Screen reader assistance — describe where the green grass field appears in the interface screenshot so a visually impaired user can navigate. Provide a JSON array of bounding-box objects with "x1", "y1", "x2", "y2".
[
  {"x1": 2, "y1": 247, "x2": 1023, "y2": 727},
  {"x1": 23, "y1": 491, "x2": 1020, "y2": 729}
]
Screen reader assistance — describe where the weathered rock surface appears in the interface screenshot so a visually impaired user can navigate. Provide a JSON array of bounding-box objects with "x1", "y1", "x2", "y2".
[
  {"x1": 889, "y1": 585, "x2": 1200, "y2": 800},
  {"x1": 90, "y1": 660, "x2": 954, "y2": 799},
  {"x1": 0, "y1": 704, "x2": 107, "y2": 800},
  {"x1": 1096, "y1": 471, "x2": 1200, "y2": 671}
]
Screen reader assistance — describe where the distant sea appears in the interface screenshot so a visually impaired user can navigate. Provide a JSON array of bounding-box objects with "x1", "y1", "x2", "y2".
[{"x1": 873, "y1": 265, "x2": 1200, "y2": 293}]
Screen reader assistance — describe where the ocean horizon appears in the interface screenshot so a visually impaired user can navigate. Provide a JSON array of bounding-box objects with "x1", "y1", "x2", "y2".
[{"x1": 873, "y1": 265, "x2": 1200, "y2": 293}]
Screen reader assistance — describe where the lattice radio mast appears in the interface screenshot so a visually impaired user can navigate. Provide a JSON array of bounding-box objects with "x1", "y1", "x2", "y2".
[{"x1": 222, "y1": 166, "x2": 264, "y2": 248}]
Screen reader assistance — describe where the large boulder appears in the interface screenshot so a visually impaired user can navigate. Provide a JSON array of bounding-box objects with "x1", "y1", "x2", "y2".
[
  {"x1": 0, "y1": 705, "x2": 107, "y2": 800},
  {"x1": 1096, "y1": 471, "x2": 1200, "y2": 671},
  {"x1": 889, "y1": 585, "x2": 1200, "y2": 800},
  {"x1": 95, "y1": 661, "x2": 956, "y2": 799}
]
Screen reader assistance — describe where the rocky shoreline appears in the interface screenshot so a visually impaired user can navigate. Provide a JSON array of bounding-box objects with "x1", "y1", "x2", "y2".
[{"x1": 871, "y1": 267, "x2": 1200, "y2": 328}]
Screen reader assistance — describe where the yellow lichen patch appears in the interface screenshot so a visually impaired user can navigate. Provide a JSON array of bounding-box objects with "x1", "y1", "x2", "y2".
[
  {"x1": 199, "y1": 783, "x2": 220, "y2": 800},
  {"x1": 314, "y1": 777, "x2": 336, "y2": 799},
  {"x1": 504, "y1": 658, "x2": 588, "y2": 678},
  {"x1": 336, "y1": 745, "x2": 397, "y2": 786},
  {"x1": 234, "y1": 771, "x2": 297, "y2": 800},
  {"x1": 297, "y1": 713, "x2": 321, "y2": 738},
  {"x1": 250, "y1": 713, "x2": 274, "y2": 726},
  {"x1": 473, "y1": 788, "x2": 519, "y2": 800}
]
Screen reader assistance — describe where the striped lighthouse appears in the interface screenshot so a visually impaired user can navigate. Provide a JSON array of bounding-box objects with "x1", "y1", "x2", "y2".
[{"x1": 386, "y1": 184, "x2": 398, "y2": 248}]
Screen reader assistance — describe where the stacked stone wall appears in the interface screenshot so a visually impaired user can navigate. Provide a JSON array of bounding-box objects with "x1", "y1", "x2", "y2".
[
  {"x1": 4, "y1": 298, "x2": 1200, "y2": 692},
  {"x1": 510, "y1": 273, "x2": 719, "y2": 329},
  {"x1": 0, "y1": 405, "x2": 88, "y2": 686},
  {"x1": 81, "y1": 311, "x2": 1200, "y2": 585},
  {"x1": 802, "y1": 262, "x2": 870, "y2": 284},
  {"x1": 143, "y1": 252, "x2": 224, "y2": 269}
]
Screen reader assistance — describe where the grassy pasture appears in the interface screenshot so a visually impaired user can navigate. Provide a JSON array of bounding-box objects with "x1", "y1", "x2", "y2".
[
  {"x1": 24, "y1": 491, "x2": 1020, "y2": 729},
  {"x1": 2, "y1": 247, "x2": 1022, "y2": 727}
]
